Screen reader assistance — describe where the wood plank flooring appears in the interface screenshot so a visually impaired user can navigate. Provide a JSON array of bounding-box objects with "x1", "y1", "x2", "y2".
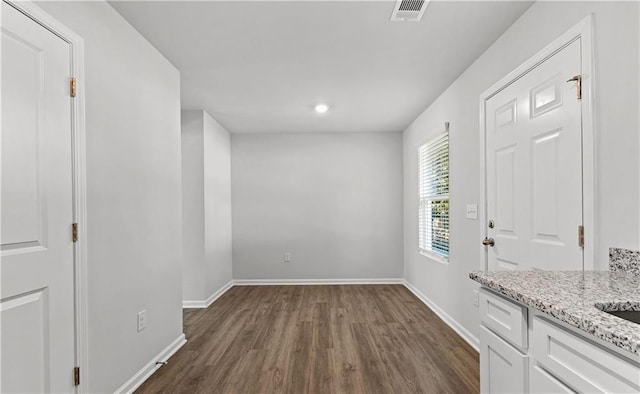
[{"x1": 136, "y1": 285, "x2": 479, "y2": 394}]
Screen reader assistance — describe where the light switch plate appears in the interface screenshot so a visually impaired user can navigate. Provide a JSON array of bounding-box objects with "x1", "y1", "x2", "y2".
[
  {"x1": 466, "y1": 204, "x2": 478, "y2": 220},
  {"x1": 137, "y1": 310, "x2": 146, "y2": 332}
]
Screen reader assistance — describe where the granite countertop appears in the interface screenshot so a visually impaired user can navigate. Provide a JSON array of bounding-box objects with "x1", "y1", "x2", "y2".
[{"x1": 469, "y1": 270, "x2": 640, "y2": 357}]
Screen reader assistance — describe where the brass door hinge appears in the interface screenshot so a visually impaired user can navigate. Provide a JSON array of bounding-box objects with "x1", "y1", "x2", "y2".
[
  {"x1": 578, "y1": 225, "x2": 584, "y2": 248},
  {"x1": 70, "y1": 77, "x2": 77, "y2": 98},
  {"x1": 73, "y1": 367, "x2": 80, "y2": 386},
  {"x1": 72, "y1": 223, "x2": 78, "y2": 243},
  {"x1": 566, "y1": 75, "x2": 582, "y2": 100}
]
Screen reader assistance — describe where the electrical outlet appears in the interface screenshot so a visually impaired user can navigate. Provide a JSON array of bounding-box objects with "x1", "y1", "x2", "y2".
[
  {"x1": 284, "y1": 252, "x2": 291, "y2": 262},
  {"x1": 137, "y1": 310, "x2": 146, "y2": 332},
  {"x1": 473, "y1": 290, "x2": 479, "y2": 307}
]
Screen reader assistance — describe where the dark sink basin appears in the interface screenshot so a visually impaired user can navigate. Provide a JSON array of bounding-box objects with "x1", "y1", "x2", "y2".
[
  {"x1": 594, "y1": 302, "x2": 640, "y2": 325},
  {"x1": 603, "y1": 310, "x2": 640, "y2": 325}
]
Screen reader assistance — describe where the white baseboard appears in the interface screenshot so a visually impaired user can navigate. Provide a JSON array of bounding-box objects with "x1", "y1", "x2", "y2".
[
  {"x1": 182, "y1": 280, "x2": 234, "y2": 308},
  {"x1": 403, "y1": 280, "x2": 479, "y2": 352},
  {"x1": 232, "y1": 278, "x2": 404, "y2": 286},
  {"x1": 115, "y1": 333, "x2": 186, "y2": 394}
]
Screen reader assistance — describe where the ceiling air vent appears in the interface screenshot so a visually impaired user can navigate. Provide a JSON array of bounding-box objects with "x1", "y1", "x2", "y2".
[{"x1": 390, "y1": 0, "x2": 429, "y2": 22}]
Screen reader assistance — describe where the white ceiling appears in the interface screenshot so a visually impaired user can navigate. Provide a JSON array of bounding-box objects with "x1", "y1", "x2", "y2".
[{"x1": 110, "y1": 1, "x2": 533, "y2": 134}]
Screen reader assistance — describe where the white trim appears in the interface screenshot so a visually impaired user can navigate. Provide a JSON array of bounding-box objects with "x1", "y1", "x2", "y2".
[
  {"x1": 419, "y1": 250, "x2": 449, "y2": 265},
  {"x1": 580, "y1": 15, "x2": 596, "y2": 271},
  {"x1": 478, "y1": 15, "x2": 596, "y2": 271},
  {"x1": 232, "y1": 278, "x2": 404, "y2": 286},
  {"x1": 402, "y1": 280, "x2": 479, "y2": 352},
  {"x1": 114, "y1": 334, "x2": 186, "y2": 394},
  {"x1": 182, "y1": 280, "x2": 234, "y2": 309},
  {"x1": 3, "y1": 1, "x2": 89, "y2": 392}
]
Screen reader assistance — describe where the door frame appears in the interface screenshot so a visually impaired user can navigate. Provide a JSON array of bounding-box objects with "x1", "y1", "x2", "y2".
[
  {"x1": 3, "y1": 1, "x2": 88, "y2": 392},
  {"x1": 478, "y1": 16, "x2": 596, "y2": 271}
]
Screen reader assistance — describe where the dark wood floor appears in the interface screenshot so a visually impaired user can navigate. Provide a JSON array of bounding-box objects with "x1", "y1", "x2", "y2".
[{"x1": 136, "y1": 285, "x2": 479, "y2": 394}]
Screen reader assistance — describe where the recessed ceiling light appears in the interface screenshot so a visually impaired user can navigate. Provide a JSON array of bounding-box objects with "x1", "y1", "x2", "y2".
[{"x1": 314, "y1": 104, "x2": 329, "y2": 114}]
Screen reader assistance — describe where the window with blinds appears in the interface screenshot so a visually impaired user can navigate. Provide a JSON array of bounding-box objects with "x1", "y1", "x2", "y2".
[{"x1": 418, "y1": 131, "x2": 449, "y2": 259}]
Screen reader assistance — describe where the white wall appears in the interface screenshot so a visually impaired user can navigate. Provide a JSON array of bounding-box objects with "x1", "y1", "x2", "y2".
[
  {"x1": 403, "y1": 1, "x2": 639, "y2": 347},
  {"x1": 231, "y1": 133, "x2": 404, "y2": 280},
  {"x1": 203, "y1": 113, "x2": 234, "y2": 295},
  {"x1": 181, "y1": 112, "x2": 205, "y2": 301},
  {"x1": 182, "y1": 110, "x2": 233, "y2": 302},
  {"x1": 35, "y1": 2, "x2": 183, "y2": 392}
]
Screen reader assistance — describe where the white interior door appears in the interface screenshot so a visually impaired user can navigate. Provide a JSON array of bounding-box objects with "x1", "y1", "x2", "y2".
[
  {"x1": 1, "y1": 1, "x2": 76, "y2": 392},
  {"x1": 485, "y1": 39, "x2": 583, "y2": 271}
]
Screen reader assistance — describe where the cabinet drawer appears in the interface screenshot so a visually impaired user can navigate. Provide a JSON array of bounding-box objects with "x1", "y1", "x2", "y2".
[
  {"x1": 480, "y1": 326, "x2": 528, "y2": 394},
  {"x1": 530, "y1": 365, "x2": 575, "y2": 393},
  {"x1": 532, "y1": 316, "x2": 640, "y2": 393},
  {"x1": 479, "y1": 288, "x2": 528, "y2": 350}
]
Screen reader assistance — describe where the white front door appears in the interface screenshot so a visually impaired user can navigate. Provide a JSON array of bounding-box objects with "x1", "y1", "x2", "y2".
[
  {"x1": 1, "y1": 1, "x2": 76, "y2": 392},
  {"x1": 485, "y1": 39, "x2": 583, "y2": 271}
]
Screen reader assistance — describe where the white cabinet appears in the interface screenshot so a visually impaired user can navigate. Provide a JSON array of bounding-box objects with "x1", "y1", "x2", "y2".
[
  {"x1": 480, "y1": 326, "x2": 529, "y2": 394},
  {"x1": 479, "y1": 289, "x2": 529, "y2": 393},
  {"x1": 479, "y1": 288, "x2": 528, "y2": 351},
  {"x1": 478, "y1": 287, "x2": 640, "y2": 394},
  {"x1": 532, "y1": 316, "x2": 640, "y2": 393},
  {"x1": 530, "y1": 365, "x2": 574, "y2": 393}
]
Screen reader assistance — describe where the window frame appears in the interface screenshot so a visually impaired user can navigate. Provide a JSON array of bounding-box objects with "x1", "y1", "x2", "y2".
[{"x1": 418, "y1": 129, "x2": 450, "y2": 264}]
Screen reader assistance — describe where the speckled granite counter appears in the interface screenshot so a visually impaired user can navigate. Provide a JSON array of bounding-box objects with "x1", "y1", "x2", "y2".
[{"x1": 469, "y1": 270, "x2": 640, "y2": 357}]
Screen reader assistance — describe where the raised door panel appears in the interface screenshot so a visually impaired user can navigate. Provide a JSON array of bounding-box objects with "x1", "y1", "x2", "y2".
[
  {"x1": 495, "y1": 99, "x2": 517, "y2": 130},
  {"x1": 530, "y1": 365, "x2": 576, "y2": 394},
  {"x1": 1, "y1": 26, "x2": 46, "y2": 250},
  {"x1": 479, "y1": 288, "x2": 528, "y2": 350},
  {"x1": 531, "y1": 130, "x2": 562, "y2": 245},
  {"x1": 480, "y1": 326, "x2": 528, "y2": 394},
  {"x1": 495, "y1": 146, "x2": 516, "y2": 236},
  {"x1": 530, "y1": 76, "x2": 563, "y2": 119},
  {"x1": 0, "y1": 290, "x2": 49, "y2": 393},
  {"x1": 532, "y1": 316, "x2": 640, "y2": 393}
]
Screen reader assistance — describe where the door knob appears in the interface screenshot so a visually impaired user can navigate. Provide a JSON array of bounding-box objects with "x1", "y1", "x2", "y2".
[{"x1": 482, "y1": 237, "x2": 495, "y2": 247}]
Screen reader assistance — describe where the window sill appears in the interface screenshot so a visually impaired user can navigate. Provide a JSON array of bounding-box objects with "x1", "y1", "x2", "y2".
[{"x1": 419, "y1": 250, "x2": 449, "y2": 265}]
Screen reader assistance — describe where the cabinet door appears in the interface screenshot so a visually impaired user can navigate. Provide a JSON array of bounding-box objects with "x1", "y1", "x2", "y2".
[
  {"x1": 530, "y1": 365, "x2": 576, "y2": 393},
  {"x1": 532, "y1": 316, "x2": 640, "y2": 393},
  {"x1": 480, "y1": 326, "x2": 528, "y2": 393}
]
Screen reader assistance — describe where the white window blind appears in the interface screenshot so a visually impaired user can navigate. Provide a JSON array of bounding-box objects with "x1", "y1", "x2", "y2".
[{"x1": 418, "y1": 131, "x2": 449, "y2": 259}]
